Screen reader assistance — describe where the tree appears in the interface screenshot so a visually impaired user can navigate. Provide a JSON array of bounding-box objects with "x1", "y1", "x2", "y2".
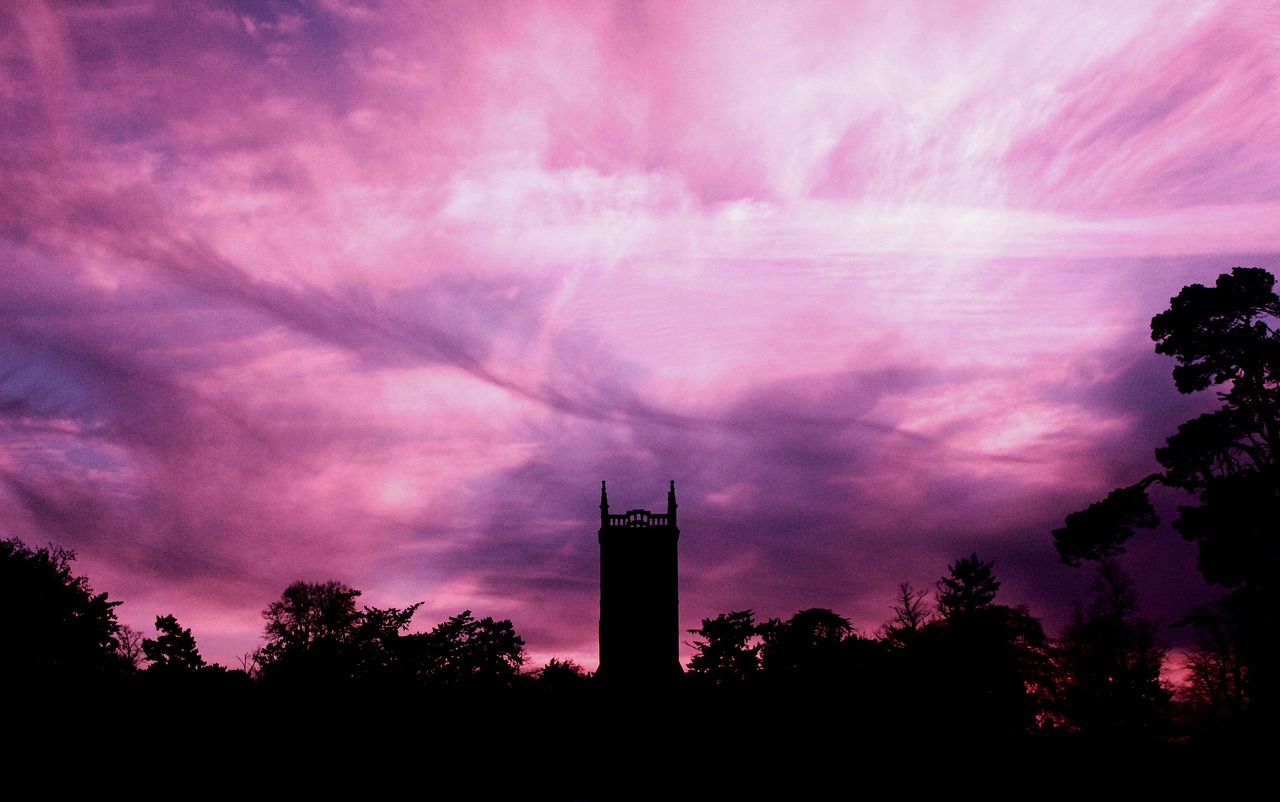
[
  {"x1": 116, "y1": 623, "x2": 145, "y2": 671},
  {"x1": 759, "y1": 607, "x2": 854, "y2": 680},
  {"x1": 1052, "y1": 267, "x2": 1280, "y2": 712},
  {"x1": 1, "y1": 537, "x2": 131, "y2": 686},
  {"x1": 1176, "y1": 599, "x2": 1249, "y2": 726},
  {"x1": 880, "y1": 581, "x2": 932, "y2": 646},
  {"x1": 262, "y1": 580, "x2": 362, "y2": 653},
  {"x1": 142, "y1": 614, "x2": 207, "y2": 674},
  {"x1": 936, "y1": 552, "x2": 1001, "y2": 619},
  {"x1": 402, "y1": 610, "x2": 526, "y2": 688},
  {"x1": 257, "y1": 579, "x2": 424, "y2": 686},
  {"x1": 1051, "y1": 558, "x2": 1172, "y2": 738},
  {"x1": 258, "y1": 579, "x2": 364, "y2": 684},
  {"x1": 349, "y1": 601, "x2": 423, "y2": 682},
  {"x1": 910, "y1": 554, "x2": 1052, "y2": 738},
  {"x1": 686, "y1": 610, "x2": 762, "y2": 684},
  {"x1": 531, "y1": 657, "x2": 591, "y2": 690},
  {"x1": 875, "y1": 581, "x2": 941, "y2": 729}
]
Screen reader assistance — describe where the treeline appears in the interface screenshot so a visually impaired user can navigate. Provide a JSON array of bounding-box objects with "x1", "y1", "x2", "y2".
[
  {"x1": 1, "y1": 537, "x2": 546, "y2": 695},
  {"x1": 683, "y1": 554, "x2": 1206, "y2": 745},
  {"x1": 0, "y1": 534, "x2": 1257, "y2": 746},
  {"x1": 6, "y1": 538, "x2": 1255, "y2": 799}
]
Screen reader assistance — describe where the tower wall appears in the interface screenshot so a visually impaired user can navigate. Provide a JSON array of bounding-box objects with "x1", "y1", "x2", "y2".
[{"x1": 597, "y1": 481, "x2": 681, "y2": 683}]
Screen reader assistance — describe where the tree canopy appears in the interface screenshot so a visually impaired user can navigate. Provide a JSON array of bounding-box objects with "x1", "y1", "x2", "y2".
[
  {"x1": 686, "y1": 610, "x2": 762, "y2": 684},
  {"x1": 143, "y1": 614, "x2": 207, "y2": 674},
  {"x1": 1051, "y1": 559, "x2": 1172, "y2": 738},
  {"x1": 402, "y1": 610, "x2": 527, "y2": 688},
  {"x1": 1, "y1": 537, "x2": 130, "y2": 686},
  {"x1": 254, "y1": 581, "x2": 526, "y2": 690},
  {"x1": 256, "y1": 579, "x2": 425, "y2": 685},
  {"x1": 1051, "y1": 266, "x2": 1280, "y2": 715},
  {"x1": 936, "y1": 552, "x2": 1000, "y2": 619},
  {"x1": 759, "y1": 607, "x2": 856, "y2": 681}
]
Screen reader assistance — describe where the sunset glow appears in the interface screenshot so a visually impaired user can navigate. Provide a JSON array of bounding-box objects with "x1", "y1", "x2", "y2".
[{"x1": 3, "y1": 0, "x2": 1277, "y2": 672}]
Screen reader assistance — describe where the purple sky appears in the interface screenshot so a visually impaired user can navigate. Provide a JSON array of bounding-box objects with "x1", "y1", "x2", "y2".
[{"x1": 4, "y1": 0, "x2": 1278, "y2": 674}]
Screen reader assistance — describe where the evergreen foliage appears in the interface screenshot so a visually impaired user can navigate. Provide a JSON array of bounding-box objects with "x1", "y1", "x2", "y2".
[
  {"x1": 1, "y1": 537, "x2": 129, "y2": 686},
  {"x1": 1052, "y1": 266, "x2": 1280, "y2": 717}
]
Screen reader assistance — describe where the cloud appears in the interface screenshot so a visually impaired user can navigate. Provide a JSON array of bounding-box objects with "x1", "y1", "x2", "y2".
[{"x1": 1, "y1": 1, "x2": 1273, "y2": 670}]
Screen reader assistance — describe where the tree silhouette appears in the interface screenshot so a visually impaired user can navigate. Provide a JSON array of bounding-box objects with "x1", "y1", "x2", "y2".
[
  {"x1": 527, "y1": 656, "x2": 593, "y2": 704},
  {"x1": 116, "y1": 623, "x2": 145, "y2": 671},
  {"x1": 1176, "y1": 598, "x2": 1250, "y2": 727},
  {"x1": 686, "y1": 610, "x2": 761, "y2": 684},
  {"x1": 402, "y1": 610, "x2": 526, "y2": 688},
  {"x1": 263, "y1": 580, "x2": 362, "y2": 651},
  {"x1": 257, "y1": 579, "x2": 426, "y2": 687},
  {"x1": 143, "y1": 614, "x2": 207, "y2": 674},
  {"x1": 1051, "y1": 485, "x2": 1160, "y2": 567},
  {"x1": 534, "y1": 656, "x2": 590, "y2": 684},
  {"x1": 257, "y1": 579, "x2": 364, "y2": 684},
  {"x1": 349, "y1": 601, "x2": 423, "y2": 683},
  {"x1": 880, "y1": 581, "x2": 932, "y2": 646},
  {"x1": 1051, "y1": 558, "x2": 1172, "y2": 739},
  {"x1": 1052, "y1": 266, "x2": 1280, "y2": 714},
  {"x1": 908, "y1": 554, "x2": 1052, "y2": 739},
  {"x1": 759, "y1": 607, "x2": 854, "y2": 681},
  {"x1": 936, "y1": 552, "x2": 1000, "y2": 618},
  {"x1": 1, "y1": 537, "x2": 131, "y2": 687}
]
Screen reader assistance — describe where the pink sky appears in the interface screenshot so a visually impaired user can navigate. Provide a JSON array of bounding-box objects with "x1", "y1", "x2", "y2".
[{"x1": 3, "y1": 0, "x2": 1278, "y2": 672}]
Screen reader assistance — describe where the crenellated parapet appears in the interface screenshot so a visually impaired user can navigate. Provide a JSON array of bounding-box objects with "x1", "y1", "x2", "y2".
[{"x1": 609, "y1": 510, "x2": 670, "y2": 528}]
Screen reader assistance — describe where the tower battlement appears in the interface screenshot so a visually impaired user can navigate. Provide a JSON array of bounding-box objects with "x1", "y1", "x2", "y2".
[{"x1": 606, "y1": 510, "x2": 670, "y2": 528}]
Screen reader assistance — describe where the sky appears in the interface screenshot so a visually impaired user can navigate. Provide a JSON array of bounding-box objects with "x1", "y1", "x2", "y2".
[{"x1": 3, "y1": 0, "x2": 1279, "y2": 675}]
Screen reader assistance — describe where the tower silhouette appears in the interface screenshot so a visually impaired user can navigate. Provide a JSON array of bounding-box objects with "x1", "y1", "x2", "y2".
[{"x1": 597, "y1": 480, "x2": 682, "y2": 685}]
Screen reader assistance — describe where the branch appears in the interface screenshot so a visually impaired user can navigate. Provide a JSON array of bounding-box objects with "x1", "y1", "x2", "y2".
[{"x1": 1052, "y1": 476, "x2": 1164, "y2": 567}]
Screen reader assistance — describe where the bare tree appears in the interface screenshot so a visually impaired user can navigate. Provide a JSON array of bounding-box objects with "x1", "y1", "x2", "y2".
[
  {"x1": 881, "y1": 582, "x2": 932, "y2": 644},
  {"x1": 238, "y1": 649, "x2": 262, "y2": 679},
  {"x1": 115, "y1": 623, "x2": 145, "y2": 670}
]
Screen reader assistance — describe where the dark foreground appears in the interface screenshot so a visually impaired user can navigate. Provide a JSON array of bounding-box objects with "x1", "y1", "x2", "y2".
[{"x1": 10, "y1": 680, "x2": 1275, "y2": 799}]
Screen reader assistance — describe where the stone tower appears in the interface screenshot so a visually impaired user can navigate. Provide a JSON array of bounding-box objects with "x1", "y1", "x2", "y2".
[{"x1": 597, "y1": 480, "x2": 682, "y2": 684}]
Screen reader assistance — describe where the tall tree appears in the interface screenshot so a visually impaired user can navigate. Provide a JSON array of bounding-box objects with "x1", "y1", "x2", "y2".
[
  {"x1": 911, "y1": 554, "x2": 1052, "y2": 739},
  {"x1": 1052, "y1": 267, "x2": 1280, "y2": 713},
  {"x1": 1051, "y1": 558, "x2": 1172, "y2": 738}
]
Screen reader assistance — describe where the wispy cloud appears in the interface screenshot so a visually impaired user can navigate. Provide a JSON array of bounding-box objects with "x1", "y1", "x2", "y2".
[{"x1": 2, "y1": 0, "x2": 1270, "y2": 668}]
